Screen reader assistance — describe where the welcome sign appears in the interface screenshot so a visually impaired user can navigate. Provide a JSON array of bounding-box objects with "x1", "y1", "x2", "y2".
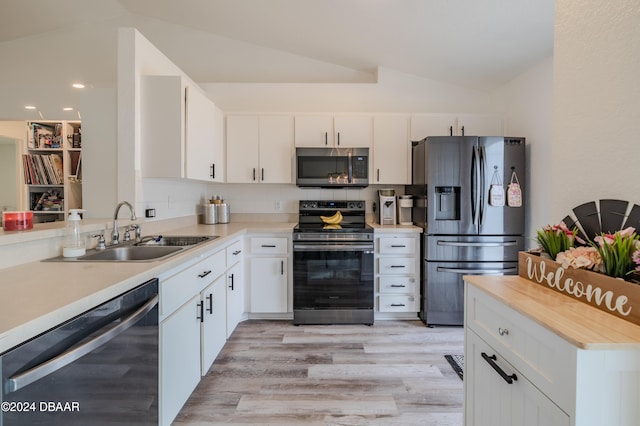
[{"x1": 518, "y1": 252, "x2": 640, "y2": 326}]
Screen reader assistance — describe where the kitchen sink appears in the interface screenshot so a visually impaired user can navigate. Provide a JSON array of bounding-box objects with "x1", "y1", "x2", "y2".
[
  {"x1": 76, "y1": 245, "x2": 184, "y2": 262},
  {"x1": 44, "y1": 235, "x2": 218, "y2": 262}
]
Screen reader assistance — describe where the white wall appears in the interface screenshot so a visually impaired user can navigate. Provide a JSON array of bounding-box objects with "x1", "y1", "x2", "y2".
[
  {"x1": 552, "y1": 0, "x2": 640, "y2": 220},
  {"x1": 0, "y1": 122, "x2": 28, "y2": 212},
  {"x1": 492, "y1": 57, "x2": 554, "y2": 247}
]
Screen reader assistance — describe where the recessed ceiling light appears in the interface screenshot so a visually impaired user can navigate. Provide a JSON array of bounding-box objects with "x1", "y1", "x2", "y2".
[
  {"x1": 63, "y1": 107, "x2": 73, "y2": 111},
  {"x1": 72, "y1": 83, "x2": 85, "y2": 89},
  {"x1": 25, "y1": 105, "x2": 36, "y2": 110}
]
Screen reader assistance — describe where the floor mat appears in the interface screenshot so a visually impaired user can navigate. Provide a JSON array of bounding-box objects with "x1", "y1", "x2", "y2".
[{"x1": 445, "y1": 354, "x2": 464, "y2": 380}]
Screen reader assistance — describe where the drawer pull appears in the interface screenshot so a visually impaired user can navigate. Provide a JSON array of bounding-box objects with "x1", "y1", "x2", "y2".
[
  {"x1": 390, "y1": 303, "x2": 406, "y2": 307},
  {"x1": 198, "y1": 270, "x2": 212, "y2": 278},
  {"x1": 228, "y1": 273, "x2": 235, "y2": 291},
  {"x1": 261, "y1": 244, "x2": 277, "y2": 248},
  {"x1": 498, "y1": 327, "x2": 509, "y2": 336},
  {"x1": 481, "y1": 352, "x2": 517, "y2": 384},
  {"x1": 390, "y1": 245, "x2": 407, "y2": 248},
  {"x1": 390, "y1": 284, "x2": 406, "y2": 288},
  {"x1": 390, "y1": 265, "x2": 405, "y2": 268},
  {"x1": 233, "y1": 250, "x2": 241, "y2": 255}
]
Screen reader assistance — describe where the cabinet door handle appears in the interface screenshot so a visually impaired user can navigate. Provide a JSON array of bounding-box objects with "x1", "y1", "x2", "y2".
[
  {"x1": 390, "y1": 284, "x2": 406, "y2": 288},
  {"x1": 210, "y1": 163, "x2": 215, "y2": 179},
  {"x1": 206, "y1": 293, "x2": 213, "y2": 314},
  {"x1": 197, "y1": 301, "x2": 204, "y2": 323},
  {"x1": 377, "y1": 169, "x2": 380, "y2": 182},
  {"x1": 233, "y1": 250, "x2": 241, "y2": 255},
  {"x1": 481, "y1": 352, "x2": 517, "y2": 384},
  {"x1": 461, "y1": 125, "x2": 465, "y2": 136},
  {"x1": 253, "y1": 168, "x2": 256, "y2": 181},
  {"x1": 261, "y1": 244, "x2": 276, "y2": 248},
  {"x1": 337, "y1": 132, "x2": 340, "y2": 146},
  {"x1": 198, "y1": 270, "x2": 212, "y2": 278},
  {"x1": 390, "y1": 265, "x2": 405, "y2": 268},
  {"x1": 261, "y1": 168, "x2": 265, "y2": 181},
  {"x1": 280, "y1": 260, "x2": 284, "y2": 275},
  {"x1": 449, "y1": 125, "x2": 453, "y2": 136},
  {"x1": 390, "y1": 245, "x2": 406, "y2": 248},
  {"x1": 324, "y1": 132, "x2": 328, "y2": 145},
  {"x1": 228, "y1": 273, "x2": 235, "y2": 291},
  {"x1": 390, "y1": 303, "x2": 406, "y2": 307}
]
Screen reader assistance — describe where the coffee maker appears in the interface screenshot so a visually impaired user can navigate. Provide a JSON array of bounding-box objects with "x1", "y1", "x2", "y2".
[{"x1": 378, "y1": 189, "x2": 396, "y2": 225}]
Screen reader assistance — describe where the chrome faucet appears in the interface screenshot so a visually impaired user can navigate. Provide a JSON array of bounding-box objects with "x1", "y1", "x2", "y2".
[{"x1": 112, "y1": 201, "x2": 137, "y2": 245}]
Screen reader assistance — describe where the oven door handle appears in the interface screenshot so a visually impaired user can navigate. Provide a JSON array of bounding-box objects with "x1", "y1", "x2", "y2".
[
  {"x1": 6, "y1": 295, "x2": 159, "y2": 393},
  {"x1": 294, "y1": 243, "x2": 374, "y2": 252},
  {"x1": 436, "y1": 267, "x2": 518, "y2": 274}
]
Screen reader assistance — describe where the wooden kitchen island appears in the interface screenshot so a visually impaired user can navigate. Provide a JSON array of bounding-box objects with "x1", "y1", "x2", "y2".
[{"x1": 463, "y1": 275, "x2": 640, "y2": 426}]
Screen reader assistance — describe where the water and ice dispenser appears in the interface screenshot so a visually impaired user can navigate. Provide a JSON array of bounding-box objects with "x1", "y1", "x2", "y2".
[{"x1": 434, "y1": 186, "x2": 460, "y2": 220}]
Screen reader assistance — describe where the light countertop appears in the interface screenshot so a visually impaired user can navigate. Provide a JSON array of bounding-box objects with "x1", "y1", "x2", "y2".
[
  {"x1": 465, "y1": 275, "x2": 640, "y2": 350},
  {"x1": 0, "y1": 222, "x2": 295, "y2": 354}
]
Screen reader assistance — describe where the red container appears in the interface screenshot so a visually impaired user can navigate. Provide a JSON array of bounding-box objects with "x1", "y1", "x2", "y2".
[{"x1": 2, "y1": 211, "x2": 34, "y2": 231}]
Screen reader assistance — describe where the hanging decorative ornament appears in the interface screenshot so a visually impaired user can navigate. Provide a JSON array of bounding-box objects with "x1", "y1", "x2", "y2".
[
  {"x1": 489, "y1": 166, "x2": 505, "y2": 207},
  {"x1": 507, "y1": 169, "x2": 522, "y2": 207}
]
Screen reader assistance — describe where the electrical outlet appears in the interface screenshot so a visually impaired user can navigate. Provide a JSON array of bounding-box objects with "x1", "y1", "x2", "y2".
[{"x1": 275, "y1": 200, "x2": 282, "y2": 211}]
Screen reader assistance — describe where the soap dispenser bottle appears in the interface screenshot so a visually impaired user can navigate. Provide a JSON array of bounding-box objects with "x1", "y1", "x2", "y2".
[{"x1": 63, "y1": 209, "x2": 86, "y2": 257}]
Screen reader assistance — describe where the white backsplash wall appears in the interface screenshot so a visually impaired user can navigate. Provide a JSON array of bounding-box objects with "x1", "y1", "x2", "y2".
[{"x1": 139, "y1": 178, "x2": 405, "y2": 223}]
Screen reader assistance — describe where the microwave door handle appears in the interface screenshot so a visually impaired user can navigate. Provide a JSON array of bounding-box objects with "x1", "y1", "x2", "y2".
[{"x1": 6, "y1": 295, "x2": 158, "y2": 393}]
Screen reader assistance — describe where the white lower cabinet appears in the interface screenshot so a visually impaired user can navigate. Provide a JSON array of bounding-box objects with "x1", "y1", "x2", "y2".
[
  {"x1": 465, "y1": 329, "x2": 569, "y2": 426},
  {"x1": 374, "y1": 233, "x2": 420, "y2": 316},
  {"x1": 250, "y1": 257, "x2": 288, "y2": 313},
  {"x1": 200, "y1": 275, "x2": 227, "y2": 375},
  {"x1": 464, "y1": 280, "x2": 640, "y2": 426},
  {"x1": 248, "y1": 234, "x2": 290, "y2": 314},
  {"x1": 160, "y1": 294, "x2": 201, "y2": 426},
  {"x1": 226, "y1": 262, "x2": 244, "y2": 336}
]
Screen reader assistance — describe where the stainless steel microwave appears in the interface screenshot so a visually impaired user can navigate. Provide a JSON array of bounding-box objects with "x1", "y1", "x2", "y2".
[{"x1": 296, "y1": 147, "x2": 369, "y2": 188}]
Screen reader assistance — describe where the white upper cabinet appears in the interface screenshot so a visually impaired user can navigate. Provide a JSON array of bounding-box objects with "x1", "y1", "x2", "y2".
[
  {"x1": 295, "y1": 115, "x2": 372, "y2": 147},
  {"x1": 226, "y1": 115, "x2": 293, "y2": 183},
  {"x1": 410, "y1": 113, "x2": 504, "y2": 140},
  {"x1": 141, "y1": 75, "x2": 223, "y2": 182},
  {"x1": 372, "y1": 115, "x2": 410, "y2": 185}
]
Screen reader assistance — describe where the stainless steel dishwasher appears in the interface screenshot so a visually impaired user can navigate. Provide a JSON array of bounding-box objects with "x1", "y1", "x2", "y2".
[{"x1": 1, "y1": 278, "x2": 158, "y2": 425}]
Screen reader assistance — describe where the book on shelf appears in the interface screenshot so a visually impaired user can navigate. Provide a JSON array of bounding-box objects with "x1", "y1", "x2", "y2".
[
  {"x1": 30, "y1": 190, "x2": 63, "y2": 211},
  {"x1": 28, "y1": 122, "x2": 63, "y2": 149},
  {"x1": 22, "y1": 153, "x2": 63, "y2": 185}
]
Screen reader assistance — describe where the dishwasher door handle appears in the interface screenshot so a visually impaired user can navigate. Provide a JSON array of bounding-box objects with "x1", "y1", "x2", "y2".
[{"x1": 6, "y1": 294, "x2": 159, "y2": 393}]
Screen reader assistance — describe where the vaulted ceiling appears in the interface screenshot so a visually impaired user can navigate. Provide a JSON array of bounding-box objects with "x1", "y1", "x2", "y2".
[{"x1": 0, "y1": 0, "x2": 554, "y2": 90}]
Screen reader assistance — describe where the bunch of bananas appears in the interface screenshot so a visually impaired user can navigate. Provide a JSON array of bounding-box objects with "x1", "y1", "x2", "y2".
[{"x1": 320, "y1": 211, "x2": 343, "y2": 224}]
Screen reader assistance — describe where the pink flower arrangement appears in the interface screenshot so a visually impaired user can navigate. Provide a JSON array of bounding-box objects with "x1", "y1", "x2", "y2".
[
  {"x1": 555, "y1": 246, "x2": 602, "y2": 271},
  {"x1": 592, "y1": 227, "x2": 640, "y2": 279},
  {"x1": 634, "y1": 250, "x2": 640, "y2": 271},
  {"x1": 536, "y1": 221, "x2": 584, "y2": 260}
]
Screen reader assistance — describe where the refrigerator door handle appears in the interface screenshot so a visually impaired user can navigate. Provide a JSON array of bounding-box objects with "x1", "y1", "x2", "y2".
[
  {"x1": 437, "y1": 267, "x2": 518, "y2": 274},
  {"x1": 471, "y1": 145, "x2": 480, "y2": 225},
  {"x1": 436, "y1": 240, "x2": 520, "y2": 247},
  {"x1": 479, "y1": 145, "x2": 487, "y2": 225}
]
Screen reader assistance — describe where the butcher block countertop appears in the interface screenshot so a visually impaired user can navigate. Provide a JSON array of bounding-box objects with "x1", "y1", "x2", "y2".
[{"x1": 465, "y1": 275, "x2": 640, "y2": 350}]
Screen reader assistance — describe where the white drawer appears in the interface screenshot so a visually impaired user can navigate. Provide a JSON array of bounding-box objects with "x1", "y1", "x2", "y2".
[
  {"x1": 378, "y1": 237, "x2": 416, "y2": 254},
  {"x1": 250, "y1": 237, "x2": 288, "y2": 254},
  {"x1": 226, "y1": 240, "x2": 243, "y2": 266},
  {"x1": 466, "y1": 284, "x2": 574, "y2": 411},
  {"x1": 377, "y1": 257, "x2": 416, "y2": 275},
  {"x1": 160, "y1": 250, "x2": 225, "y2": 317},
  {"x1": 378, "y1": 295, "x2": 418, "y2": 312},
  {"x1": 378, "y1": 275, "x2": 418, "y2": 294}
]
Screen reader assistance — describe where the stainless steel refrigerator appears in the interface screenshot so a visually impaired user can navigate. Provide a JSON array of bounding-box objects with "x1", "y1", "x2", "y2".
[{"x1": 406, "y1": 136, "x2": 526, "y2": 326}]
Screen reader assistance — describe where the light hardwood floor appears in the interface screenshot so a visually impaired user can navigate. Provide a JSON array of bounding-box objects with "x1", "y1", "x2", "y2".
[{"x1": 174, "y1": 320, "x2": 464, "y2": 425}]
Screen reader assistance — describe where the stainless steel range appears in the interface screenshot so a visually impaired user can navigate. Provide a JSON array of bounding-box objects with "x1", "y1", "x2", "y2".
[{"x1": 293, "y1": 200, "x2": 374, "y2": 325}]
